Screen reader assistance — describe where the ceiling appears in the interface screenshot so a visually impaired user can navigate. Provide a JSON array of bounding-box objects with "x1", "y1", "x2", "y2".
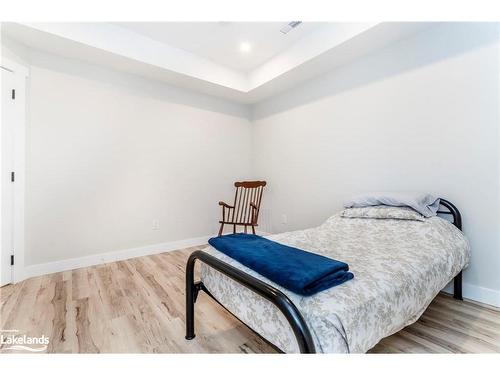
[
  {"x1": 113, "y1": 22, "x2": 327, "y2": 72},
  {"x1": 1, "y1": 22, "x2": 433, "y2": 103}
]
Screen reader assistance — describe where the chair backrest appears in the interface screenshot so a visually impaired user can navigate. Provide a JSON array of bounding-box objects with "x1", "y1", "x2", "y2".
[{"x1": 232, "y1": 181, "x2": 266, "y2": 224}]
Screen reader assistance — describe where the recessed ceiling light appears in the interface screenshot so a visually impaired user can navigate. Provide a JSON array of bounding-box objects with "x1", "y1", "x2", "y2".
[{"x1": 239, "y1": 42, "x2": 251, "y2": 53}]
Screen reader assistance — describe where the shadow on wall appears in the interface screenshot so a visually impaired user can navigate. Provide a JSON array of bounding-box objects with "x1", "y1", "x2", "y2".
[
  {"x1": 1, "y1": 35, "x2": 250, "y2": 119},
  {"x1": 252, "y1": 22, "x2": 500, "y2": 120}
]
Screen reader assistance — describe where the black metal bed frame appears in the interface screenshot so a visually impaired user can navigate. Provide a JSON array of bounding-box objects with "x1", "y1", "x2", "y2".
[
  {"x1": 437, "y1": 198, "x2": 463, "y2": 301},
  {"x1": 185, "y1": 198, "x2": 464, "y2": 353}
]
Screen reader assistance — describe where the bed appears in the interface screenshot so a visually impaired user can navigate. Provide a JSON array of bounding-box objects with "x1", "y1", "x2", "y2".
[{"x1": 185, "y1": 199, "x2": 470, "y2": 353}]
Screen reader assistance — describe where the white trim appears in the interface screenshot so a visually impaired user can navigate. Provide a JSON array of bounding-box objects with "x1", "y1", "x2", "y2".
[
  {"x1": 12, "y1": 73, "x2": 26, "y2": 284},
  {"x1": 443, "y1": 282, "x2": 500, "y2": 308},
  {"x1": 22, "y1": 235, "x2": 212, "y2": 280},
  {"x1": 1, "y1": 58, "x2": 28, "y2": 284},
  {"x1": 21, "y1": 231, "x2": 270, "y2": 280}
]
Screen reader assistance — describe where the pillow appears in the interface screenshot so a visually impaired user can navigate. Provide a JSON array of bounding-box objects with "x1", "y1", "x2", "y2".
[
  {"x1": 343, "y1": 192, "x2": 440, "y2": 217},
  {"x1": 341, "y1": 205, "x2": 425, "y2": 221}
]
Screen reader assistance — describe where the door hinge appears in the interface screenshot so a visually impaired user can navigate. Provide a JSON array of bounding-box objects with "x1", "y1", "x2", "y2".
[
  {"x1": 11, "y1": 89, "x2": 15, "y2": 100},
  {"x1": 11, "y1": 171, "x2": 15, "y2": 182},
  {"x1": 11, "y1": 255, "x2": 14, "y2": 266}
]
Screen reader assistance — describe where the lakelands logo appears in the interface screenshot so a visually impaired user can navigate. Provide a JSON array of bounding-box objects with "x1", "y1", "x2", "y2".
[{"x1": 0, "y1": 330, "x2": 49, "y2": 352}]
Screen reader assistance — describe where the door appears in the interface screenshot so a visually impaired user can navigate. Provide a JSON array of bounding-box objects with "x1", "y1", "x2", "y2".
[{"x1": 1, "y1": 68, "x2": 16, "y2": 286}]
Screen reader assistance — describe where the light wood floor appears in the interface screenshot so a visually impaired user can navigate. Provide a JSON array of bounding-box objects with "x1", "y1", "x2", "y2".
[{"x1": 1, "y1": 246, "x2": 499, "y2": 353}]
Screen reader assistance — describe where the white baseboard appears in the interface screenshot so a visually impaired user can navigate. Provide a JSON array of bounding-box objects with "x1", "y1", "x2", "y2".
[
  {"x1": 22, "y1": 235, "x2": 211, "y2": 280},
  {"x1": 442, "y1": 281, "x2": 500, "y2": 308},
  {"x1": 21, "y1": 230, "x2": 270, "y2": 281}
]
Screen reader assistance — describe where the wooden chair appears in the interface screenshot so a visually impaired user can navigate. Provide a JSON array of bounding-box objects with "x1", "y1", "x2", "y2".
[{"x1": 218, "y1": 181, "x2": 267, "y2": 236}]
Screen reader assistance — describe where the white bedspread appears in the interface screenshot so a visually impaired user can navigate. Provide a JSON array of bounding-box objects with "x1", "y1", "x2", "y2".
[{"x1": 200, "y1": 212, "x2": 470, "y2": 353}]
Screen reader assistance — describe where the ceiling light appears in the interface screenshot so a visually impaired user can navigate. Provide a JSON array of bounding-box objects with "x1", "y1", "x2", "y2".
[{"x1": 239, "y1": 42, "x2": 251, "y2": 53}]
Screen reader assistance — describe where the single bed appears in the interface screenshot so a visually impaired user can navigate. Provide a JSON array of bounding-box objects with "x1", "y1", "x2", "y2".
[{"x1": 185, "y1": 199, "x2": 470, "y2": 353}]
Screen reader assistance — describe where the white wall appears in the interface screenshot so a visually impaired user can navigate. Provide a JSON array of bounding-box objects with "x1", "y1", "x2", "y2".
[
  {"x1": 4, "y1": 43, "x2": 252, "y2": 266},
  {"x1": 2, "y1": 24, "x2": 499, "y2": 305},
  {"x1": 252, "y1": 23, "x2": 500, "y2": 301}
]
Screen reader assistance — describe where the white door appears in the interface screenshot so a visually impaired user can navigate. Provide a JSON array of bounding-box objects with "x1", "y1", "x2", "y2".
[{"x1": 1, "y1": 68, "x2": 16, "y2": 286}]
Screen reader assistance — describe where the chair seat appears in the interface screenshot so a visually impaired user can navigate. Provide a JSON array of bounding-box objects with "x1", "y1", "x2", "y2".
[{"x1": 219, "y1": 221, "x2": 259, "y2": 226}]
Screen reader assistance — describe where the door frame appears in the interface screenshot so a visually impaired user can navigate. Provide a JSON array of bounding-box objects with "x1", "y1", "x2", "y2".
[{"x1": 1, "y1": 57, "x2": 29, "y2": 284}]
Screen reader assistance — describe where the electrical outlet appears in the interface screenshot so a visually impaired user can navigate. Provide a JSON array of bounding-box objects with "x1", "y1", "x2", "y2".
[
  {"x1": 152, "y1": 219, "x2": 160, "y2": 230},
  {"x1": 281, "y1": 214, "x2": 288, "y2": 225}
]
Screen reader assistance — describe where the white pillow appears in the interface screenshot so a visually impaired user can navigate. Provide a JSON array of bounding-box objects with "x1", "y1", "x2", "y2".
[
  {"x1": 341, "y1": 206, "x2": 425, "y2": 222},
  {"x1": 343, "y1": 192, "x2": 440, "y2": 217}
]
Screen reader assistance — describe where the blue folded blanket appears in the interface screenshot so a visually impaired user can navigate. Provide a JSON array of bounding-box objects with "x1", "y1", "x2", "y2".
[{"x1": 208, "y1": 234, "x2": 354, "y2": 296}]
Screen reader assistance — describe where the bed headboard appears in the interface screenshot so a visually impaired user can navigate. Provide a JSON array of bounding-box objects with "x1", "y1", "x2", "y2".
[{"x1": 437, "y1": 199, "x2": 462, "y2": 231}]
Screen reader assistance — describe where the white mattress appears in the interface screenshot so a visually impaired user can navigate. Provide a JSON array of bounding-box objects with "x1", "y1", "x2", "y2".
[{"x1": 200, "y1": 211, "x2": 470, "y2": 353}]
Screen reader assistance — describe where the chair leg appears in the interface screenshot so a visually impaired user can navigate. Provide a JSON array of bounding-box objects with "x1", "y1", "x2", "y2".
[
  {"x1": 251, "y1": 225, "x2": 256, "y2": 235},
  {"x1": 233, "y1": 224, "x2": 236, "y2": 234},
  {"x1": 218, "y1": 223, "x2": 224, "y2": 236},
  {"x1": 244, "y1": 225, "x2": 247, "y2": 233}
]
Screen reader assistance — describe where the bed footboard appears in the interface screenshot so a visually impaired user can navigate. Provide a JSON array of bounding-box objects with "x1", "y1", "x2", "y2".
[{"x1": 185, "y1": 250, "x2": 316, "y2": 353}]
